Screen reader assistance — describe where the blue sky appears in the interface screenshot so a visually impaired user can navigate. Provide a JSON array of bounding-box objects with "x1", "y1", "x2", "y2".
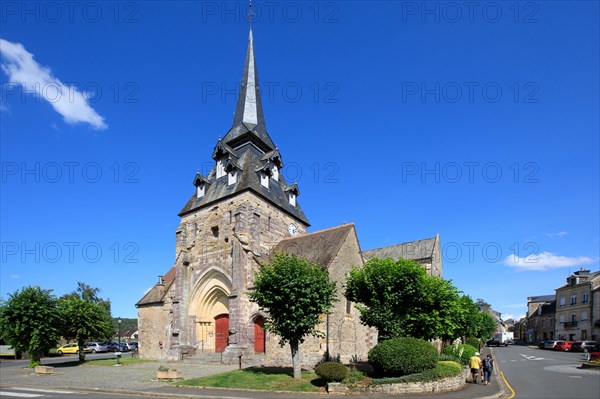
[{"x1": 1, "y1": 1, "x2": 598, "y2": 322}]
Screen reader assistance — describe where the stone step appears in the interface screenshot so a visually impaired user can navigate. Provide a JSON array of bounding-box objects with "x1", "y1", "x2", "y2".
[{"x1": 183, "y1": 352, "x2": 265, "y2": 366}]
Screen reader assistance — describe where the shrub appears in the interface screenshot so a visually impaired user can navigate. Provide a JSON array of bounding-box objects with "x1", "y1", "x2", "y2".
[
  {"x1": 370, "y1": 361, "x2": 462, "y2": 385},
  {"x1": 443, "y1": 344, "x2": 478, "y2": 365},
  {"x1": 368, "y1": 337, "x2": 437, "y2": 377},
  {"x1": 315, "y1": 361, "x2": 348, "y2": 382},
  {"x1": 466, "y1": 337, "x2": 480, "y2": 349}
]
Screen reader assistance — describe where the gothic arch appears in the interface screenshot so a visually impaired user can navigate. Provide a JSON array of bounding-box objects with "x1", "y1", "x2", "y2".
[{"x1": 189, "y1": 269, "x2": 232, "y2": 352}]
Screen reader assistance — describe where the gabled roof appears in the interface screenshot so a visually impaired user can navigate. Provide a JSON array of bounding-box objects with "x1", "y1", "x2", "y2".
[
  {"x1": 362, "y1": 235, "x2": 438, "y2": 261},
  {"x1": 135, "y1": 266, "x2": 176, "y2": 307},
  {"x1": 271, "y1": 224, "x2": 356, "y2": 268}
]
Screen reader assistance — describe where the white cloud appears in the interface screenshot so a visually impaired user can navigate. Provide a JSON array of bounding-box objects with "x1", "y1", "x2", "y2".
[
  {"x1": 0, "y1": 39, "x2": 107, "y2": 130},
  {"x1": 545, "y1": 231, "x2": 567, "y2": 238},
  {"x1": 504, "y1": 251, "x2": 595, "y2": 271},
  {"x1": 503, "y1": 313, "x2": 526, "y2": 322},
  {"x1": 10, "y1": 274, "x2": 20, "y2": 279}
]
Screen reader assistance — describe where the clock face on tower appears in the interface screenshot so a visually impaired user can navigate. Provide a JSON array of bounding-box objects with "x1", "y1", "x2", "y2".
[{"x1": 288, "y1": 223, "x2": 298, "y2": 237}]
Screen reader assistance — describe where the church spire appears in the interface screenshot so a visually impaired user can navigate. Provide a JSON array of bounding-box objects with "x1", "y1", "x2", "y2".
[{"x1": 222, "y1": 15, "x2": 275, "y2": 152}]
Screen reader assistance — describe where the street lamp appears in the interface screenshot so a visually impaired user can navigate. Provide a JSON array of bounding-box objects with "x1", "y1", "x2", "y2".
[{"x1": 118, "y1": 318, "x2": 122, "y2": 345}]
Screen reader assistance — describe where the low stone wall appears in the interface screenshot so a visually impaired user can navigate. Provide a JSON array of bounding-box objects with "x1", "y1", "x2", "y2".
[{"x1": 328, "y1": 368, "x2": 468, "y2": 395}]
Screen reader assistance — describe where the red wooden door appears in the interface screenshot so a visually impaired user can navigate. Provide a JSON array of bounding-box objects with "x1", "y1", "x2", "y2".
[
  {"x1": 215, "y1": 314, "x2": 229, "y2": 352},
  {"x1": 254, "y1": 316, "x2": 265, "y2": 353}
]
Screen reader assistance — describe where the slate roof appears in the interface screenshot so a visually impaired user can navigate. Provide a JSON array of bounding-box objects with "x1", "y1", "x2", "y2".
[
  {"x1": 528, "y1": 295, "x2": 556, "y2": 303},
  {"x1": 136, "y1": 266, "x2": 176, "y2": 306},
  {"x1": 271, "y1": 224, "x2": 356, "y2": 268},
  {"x1": 179, "y1": 28, "x2": 308, "y2": 226},
  {"x1": 179, "y1": 143, "x2": 309, "y2": 224},
  {"x1": 222, "y1": 29, "x2": 275, "y2": 153},
  {"x1": 362, "y1": 236, "x2": 438, "y2": 261}
]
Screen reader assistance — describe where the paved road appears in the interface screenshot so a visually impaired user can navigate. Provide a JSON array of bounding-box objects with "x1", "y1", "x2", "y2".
[
  {"x1": 0, "y1": 386, "x2": 156, "y2": 399},
  {"x1": 493, "y1": 344, "x2": 600, "y2": 398}
]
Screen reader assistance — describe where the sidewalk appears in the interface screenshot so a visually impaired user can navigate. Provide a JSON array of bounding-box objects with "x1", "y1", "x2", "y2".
[{"x1": 0, "y1": 353, "x2": 505, "y2": 399}]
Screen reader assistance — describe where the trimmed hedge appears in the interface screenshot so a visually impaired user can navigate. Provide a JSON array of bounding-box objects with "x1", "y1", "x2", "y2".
[
  {"x1": 442, "y1": 344, "x2": 478, "y2": 365},
  {"x1": 368, "y1": 337, "x2": 437, "y2": 377},
  {"x1": 315, "y1": 361, "x2": 348, "y2": 382},
  {"x1": 370, "y1": 361, "x2": 462, "y2": 385}
]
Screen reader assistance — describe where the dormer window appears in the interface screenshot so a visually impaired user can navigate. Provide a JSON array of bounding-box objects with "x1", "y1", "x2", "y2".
[
  {"x1": 193, "y1": 172, "x2": 209, "y2": 199},
  {"x1": 216, "y1": 159, "x2": 226, "y2": 178},
  {"x1": 272, "y1": 165, "x2": 279, "y2": 180},
  {"x1": 285, "y1": 183, "x2": 300, "y2": 207},
  {"x1": 225, "y1": 159, "x2": 242, "y2": 186},
  {"x1": 260, "y1": 172, "x2": 270, "y2": 188},
  {"x1": 228, "y1": 170, "x2": 237, "y2": 185}
]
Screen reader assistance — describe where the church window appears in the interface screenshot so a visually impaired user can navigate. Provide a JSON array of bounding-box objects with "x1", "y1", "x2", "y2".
[
  {"x1": 272, "y1": 165, "x2": 279, "y2": 180},
  {"x1": 211, "y1": 226, "x2": 219, "y2": 238},
  {"x1": 267, "y1": 217, "x2": 271, "y2": 231},
  {"x1": 228, "y1": 211, "x2": 232, "y2": 224},
  {"x1": 289, "y1": 193, "x2": 296, "y2": 206}
]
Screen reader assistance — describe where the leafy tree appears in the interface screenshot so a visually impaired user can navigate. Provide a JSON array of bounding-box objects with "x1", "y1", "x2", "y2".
[
  {"x1": 0, "y1": 286, "x2": 60, "y2": 367},
  {"x1": 58, "y1": 283, "x2": 114, "y2": 362},
  {"x1": 477, "y1": 312, "x2": 497, "y2": 340},
  {"x1": 345, "y1": 257, "x2": 461, "y2": 341},
  {"x1": 248, "y1": 253, "x2": 337, "y2": 379}
]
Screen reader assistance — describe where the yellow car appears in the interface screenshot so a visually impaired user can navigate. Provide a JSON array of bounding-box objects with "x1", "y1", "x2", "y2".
[{"x1": 56, "y1": 343, "x2": 91, "y2": 355}]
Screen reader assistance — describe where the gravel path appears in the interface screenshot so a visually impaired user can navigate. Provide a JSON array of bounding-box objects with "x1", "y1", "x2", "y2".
[{"x1": 0, "y1": 361, "x2": 238, "y2": 392}]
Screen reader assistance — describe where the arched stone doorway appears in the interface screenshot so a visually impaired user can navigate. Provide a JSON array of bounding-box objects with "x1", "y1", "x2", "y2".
[
  {"x1": 254, "y1": 315, "x2": 266, "y2": 353},
  {"x1": 189, "y1": 269, "x2": 231, "y2": 353}
]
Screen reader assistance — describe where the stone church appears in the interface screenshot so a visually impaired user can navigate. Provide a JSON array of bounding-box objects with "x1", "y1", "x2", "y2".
[{"x1": 136, "y1": 27, "x2": 443, "y2": 367}]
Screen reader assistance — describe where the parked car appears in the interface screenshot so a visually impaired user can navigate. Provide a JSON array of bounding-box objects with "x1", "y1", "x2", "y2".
[
  {"x1": 543, "y1": 340, "x2": 559, "y2": 350},
  {"x1": 486, "y1": 337, "x2": 508, "y2": 347},
  {"x1": 538, "y1": 340, "x2": 548, "y2": 349},
  {"x1": 85, "y1": 342, "x2": 109, "y2": 353},
  {"x1": 554, "y1": 340, "x2": 576, "y2": 351},
  {"x1": 56, "y1": 343, "x2": 91, "y2": 355},
  {"x1": 572, "y1": 341, "x2": 599, "y2": 352},
  {"x1": 117, "y1": 343, "x2": 130, "y2": 352},
  {"x1": 124, "y1": 342, "x2": 138, "y2": 351},
  {"x1": 106, "y1": 342, "x2": 121, "y2": 352}
]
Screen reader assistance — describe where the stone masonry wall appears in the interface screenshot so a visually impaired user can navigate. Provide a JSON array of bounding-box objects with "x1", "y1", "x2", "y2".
[{"x1": 264, "y1": 226, "x2": 374, "y2": 368}]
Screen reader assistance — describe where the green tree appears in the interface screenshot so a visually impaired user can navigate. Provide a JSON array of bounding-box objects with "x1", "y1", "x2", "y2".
[
  {"x1": 58, "y1": 297, "x2": 114, "y2": 362},
  {"x1": 248, "y1": 253, "x2": 337, "y2": 379},
  {"x1": 344, "y1": 257, "x2": 462, "y2": 341},
  {"x1": 0, "y1": 286, "x2": 61, "y2": 367},
  {"x1": 477, "y1": 312, "x2": 497, "y2": 340}
]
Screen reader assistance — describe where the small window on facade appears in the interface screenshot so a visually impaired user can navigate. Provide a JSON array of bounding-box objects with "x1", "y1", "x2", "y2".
[
  {"x1": 570, "y1": 295, "x2": 576, "y2": 305},
  {"x1": 260, "y1": 172, "x2": 269, "y2": 188},
  {"x1": 582, "y1": 330, "x2": 587, "y2": 340},
  {"x1": 559, "y1": 297, "x2": 565, "y2": 307},
  {"x1": 228, "y1": 211, "x2": 232, "y2": 224},
  {"x1": 211, "y1": 226, "x2": 219, "y2": 238},
  {"x1": 542, "y1": 319, "x2": 546, "y2": 328},
  {"x1": 581, "y1": 311, "x2": 588, "y2": 321},
  {"x1": 289, "y1": 193, "x2": 296, "y2": 206},
  {"x1": 267, "y1": 217, "x2": 271, "y2": 231},
  {"x1": 571, "y1": 314, "x2": 576, "y2": 323},
  {"x1": 559, "y1": 315, "x2": 565, "y2": 324},
  {"x1": 582, "y1": 293, "x2": 589, "y2": 303}
]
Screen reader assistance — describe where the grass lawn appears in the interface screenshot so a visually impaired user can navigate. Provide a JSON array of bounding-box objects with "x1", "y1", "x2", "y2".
[
  {"x1": 177, "y1": 367, "x2": 324, "y2": 392},
  {"x1": 82, "y1": 357, "x2": 153, "y2": 366}
]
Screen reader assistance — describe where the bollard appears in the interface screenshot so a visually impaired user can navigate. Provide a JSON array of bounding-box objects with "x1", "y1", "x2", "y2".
[
  {"x1": 115, "y1": 352, "x2": 122, "y2": 366},
  {"x1": 238, "y1": 354, "x2": 243, "y2": 370}
]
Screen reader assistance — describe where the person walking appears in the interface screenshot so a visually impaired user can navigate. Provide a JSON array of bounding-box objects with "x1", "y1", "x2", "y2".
[
  {"x1": 482, "y1": 354, "x2": 494, "y2": 385},
  {"x1": 469, "y1": 352, "x2": 483, "y2": 383}
]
